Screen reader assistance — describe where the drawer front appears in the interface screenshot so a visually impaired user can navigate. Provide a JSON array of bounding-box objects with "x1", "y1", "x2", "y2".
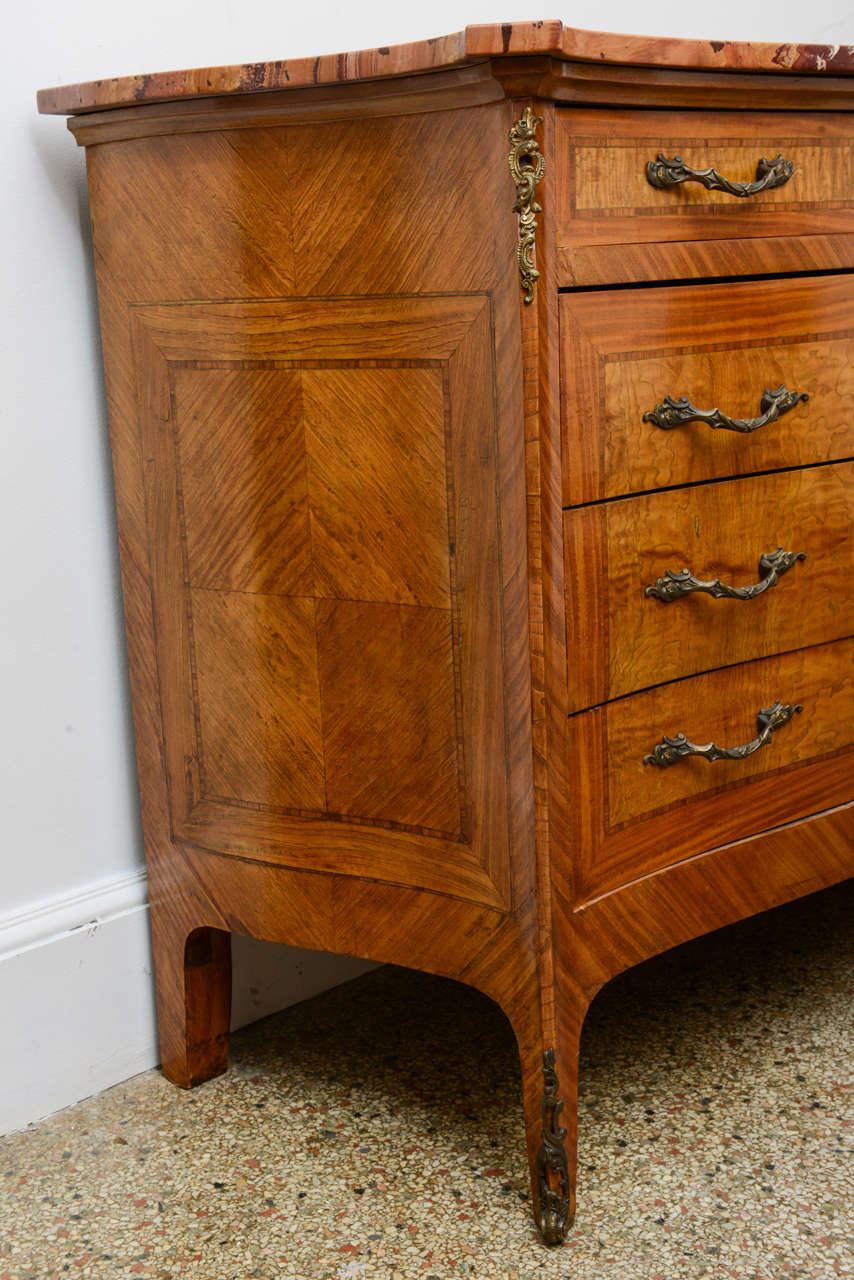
[
  {"x1": 565, "y1": 463, "x2": 854, "y2": 711},
  {"x1": 560, "y1": 274, "x2": 854, "y2": 506},
  {"x1": 567, "y1": 638, "x2": 854, "y2": 903},
  {"x1": 556, "y1": 109, "x2": 854, "y2": 273}
]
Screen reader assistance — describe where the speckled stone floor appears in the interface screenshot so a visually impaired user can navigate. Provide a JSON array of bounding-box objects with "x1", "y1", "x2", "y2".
[{"x1": 2, "y1": 881, "x2": 852, "y2": 1280}]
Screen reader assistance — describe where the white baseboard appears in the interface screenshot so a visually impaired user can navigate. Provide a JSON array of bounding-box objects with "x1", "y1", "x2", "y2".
[
  {"x1": 0, "y1": 868, "x2": 156, "y2": 1136},
  {"x1": 0, "y1": 870, "x2": 376, "y2": 1136}
]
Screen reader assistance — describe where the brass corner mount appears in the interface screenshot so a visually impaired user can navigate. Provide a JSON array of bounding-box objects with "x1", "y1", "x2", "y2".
[
  {"x1": 509, "y1": 106, "x2": 545, "y2": 304},
  {"x1": 535, "y1": 1047, "x2": 571, "y2": 1243}
]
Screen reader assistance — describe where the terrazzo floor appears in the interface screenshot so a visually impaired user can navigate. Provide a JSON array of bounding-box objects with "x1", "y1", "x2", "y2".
[{"x1": 2, "y1": 881, "x2": 852, "y2": 1280}]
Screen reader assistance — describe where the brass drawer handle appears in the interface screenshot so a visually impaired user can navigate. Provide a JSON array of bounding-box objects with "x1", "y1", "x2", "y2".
[
  {"x1": 643, "y1": 384, "x2": 809, "y2": 433},
  {"x1": 643, "y1": 701, "x2": 802, "y2": 768},
  {"x1": 645, "y1": 152, "x2": 794, "y2": 197},
  {"x1": 645, "y1": 547, "x2": 805, "y2": 603}
]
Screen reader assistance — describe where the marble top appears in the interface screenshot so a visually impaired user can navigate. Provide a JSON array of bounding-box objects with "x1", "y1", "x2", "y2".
[{"x1": 37, "y1": 19, "x2": 854, "y2": 115}]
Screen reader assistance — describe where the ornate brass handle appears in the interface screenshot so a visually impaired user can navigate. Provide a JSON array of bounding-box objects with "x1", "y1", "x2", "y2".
[
  {"x1": 646, "y1": 152, "x2": 794, "y2": 197},
  {"x1": 643, "y1": 384, "x2": 809, "y2": 433},
  {"x1": 645, "y1": 547, "x2": 805, "y2": 603},
  {"x1": 643, "y1": 701, "x2": 802, "y2": 768}
]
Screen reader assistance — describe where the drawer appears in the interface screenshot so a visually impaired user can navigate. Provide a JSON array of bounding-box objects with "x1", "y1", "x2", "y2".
[
  {"x1": 565, "y1": 462, "x2": 854, "y2": 711},
  {"x1": 555, "y1": 109, "x2": 854, "y2": 284},
  {"x1": 560, "y1": 274, "x2": 854, "y2": 506},
  {"x1": 567, "y1": 637, "x2": 854, "y2": 904}
]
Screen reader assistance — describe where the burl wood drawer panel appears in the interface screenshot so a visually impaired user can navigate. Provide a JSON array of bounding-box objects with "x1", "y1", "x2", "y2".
[
  {"x1": 131, "y1": 292, "x2": 513, "y2": 910},
  {"x1": 565, "y1": 462, "x2": 854, "y2": 712},
  {"x1": 567, "y1": 637, "x2": 854, "y2": 903},
  {"x1": 555, "y1": 109, "x2": 854, "y2": 283},
  {"x1": 560, "y1": 273, "x2": 854, "y2": 507}
]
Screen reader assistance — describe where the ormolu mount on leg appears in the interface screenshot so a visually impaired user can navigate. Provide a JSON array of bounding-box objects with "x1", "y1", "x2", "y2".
[{"x1": 535, "y1": 1048, "x2": 571, "y2": 1244}]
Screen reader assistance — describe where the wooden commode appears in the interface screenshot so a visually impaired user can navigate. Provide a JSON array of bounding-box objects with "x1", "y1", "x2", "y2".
[{"x1": 39, "y1": 21, "x2": 854, "y2": 1244}]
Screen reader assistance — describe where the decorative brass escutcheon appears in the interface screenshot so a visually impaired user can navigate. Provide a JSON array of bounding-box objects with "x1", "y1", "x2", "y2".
[{"x1": 509, "y1": 107, "x2": 545, "y2": 304}]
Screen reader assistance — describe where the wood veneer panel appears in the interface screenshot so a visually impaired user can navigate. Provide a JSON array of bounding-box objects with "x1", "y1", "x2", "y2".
[
  {"x1": 302, "y1": 366, "x2": 450, "y2": 607},
  {"x1": 565, "y1": 463, "x2": 854, "y2": 709},
  {"x1": 191, "y1": 589, "x2": 325, "y2": 810},
  {"x1": 173, "y1": 366, "x2": 312, "y2": 595},
  {"x1": 285, "y1": 115, "x2": 504, "y2": 297},
  {"x1": 316, "y1": 599, "x2": 461, "y2": 832},
  {"x1": 83, "y1": 112, "x2": 511, "y2": 302},
  {"x1": 560, "y1": 274, "x2": 854, "y2": 506},
  {"x1": 556, "y1": 110, "x2": 854, "y2": 274},
  {"x1": 567, "y1": 638, "x2": 854, "y2": 902},
  {"x1": 82, "y1": 100, "x2": 532, "y2": 912},
  {"x1": 87, "y1": 130, "x2": 296, "y2": 298},
  {"x1": 132, "y1": 293, "x2": 512, "y2": 908}
]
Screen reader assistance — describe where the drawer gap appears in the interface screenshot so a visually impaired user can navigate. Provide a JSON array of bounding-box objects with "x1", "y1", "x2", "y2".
[
  {"x1": 565, "y1": 629, "x2": 854, "y2": 721},
  {"x1": 558, "y1": 264, "x2": 854, "y2": 297},
  {"x1": 562, "y1": 454, "x2": 854, "y2": 514}
]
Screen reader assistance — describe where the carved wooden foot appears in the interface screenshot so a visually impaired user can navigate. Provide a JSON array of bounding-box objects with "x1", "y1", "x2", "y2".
[{"x1": 149, "y1": 912, "x2": 232, "y2": 1089}]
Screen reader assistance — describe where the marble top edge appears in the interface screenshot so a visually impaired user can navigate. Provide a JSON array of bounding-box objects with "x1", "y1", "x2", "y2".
[{"x1": 37, "y1": 19, "x2": 854, "y2": 115}]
